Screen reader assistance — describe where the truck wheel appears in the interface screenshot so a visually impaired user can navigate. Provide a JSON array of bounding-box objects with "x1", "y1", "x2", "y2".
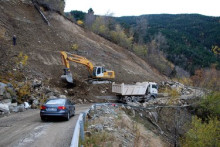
[
  {"x1": 125, "y1": 96, "x2": 132, "y2": 103},
  {"x1": 132, "y1": 96, "x2": 138, "y2": 102},
  {"x1": 150, "y1": 96, "x2": 155, "y2": 100}
]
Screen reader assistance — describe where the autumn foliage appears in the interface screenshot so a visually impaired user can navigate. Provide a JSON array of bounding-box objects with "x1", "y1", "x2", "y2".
[{"x1": 191, "y1": 66, "x2": 220, "y2": 91}]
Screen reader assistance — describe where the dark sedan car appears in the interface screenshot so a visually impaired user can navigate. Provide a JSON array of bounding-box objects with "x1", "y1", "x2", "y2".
[{"x1": 40, "y1": 98, "x2": 75, "y2": 121}]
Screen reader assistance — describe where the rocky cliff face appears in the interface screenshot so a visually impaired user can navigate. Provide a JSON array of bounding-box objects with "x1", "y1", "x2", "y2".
[{"x1": 35, "y1": 0, "x2": 65, "y2": 14}]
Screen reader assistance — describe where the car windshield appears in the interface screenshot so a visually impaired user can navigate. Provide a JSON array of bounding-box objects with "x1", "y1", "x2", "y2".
[
  {"x1": 152, "y1": 84, "x2": 158, "y2": 89},
  {"x1": 46, "y1": 99, "x2": 66, "y2": 105}
]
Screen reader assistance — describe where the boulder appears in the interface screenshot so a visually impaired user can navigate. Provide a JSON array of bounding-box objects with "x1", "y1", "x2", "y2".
[
  {"x1": 32, "y1": 79, "x2": 42, "y2": 89},
  {"x1": 94, "y1": 124, "x2": 104, "y2": 132},
  {"x1": 2, "y1": 84, "x2": 17, "y2": 100},
  {"x1": 1, "y1": 99, "x2": 11, "y2": 104},
  {"x1": 33, "y1": 99, "x2": 39, "y2": 105},
  {"x1": 24, "y1": 102, "x2": 31, "y2": 109},
  {"x1": 0, "y1": 82, "x2": 7, "y2": 96},
  {"x1": 11, "y1": 104, "x2": 25, "y2": 112},
  {"x1": 0, "y1": 103, "x2": 10, "y2": 114}
]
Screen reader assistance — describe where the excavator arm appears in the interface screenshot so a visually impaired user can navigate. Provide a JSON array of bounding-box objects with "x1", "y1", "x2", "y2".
[
  {"x1": 60, "y1": 51, "x2": 115, "y2": 84},
  {"x1": 60, "y1": 51, "x2": 95, "y2": 84},
  {"x1": 60, "y1": 51, "x2": 94, "y2": 74}
]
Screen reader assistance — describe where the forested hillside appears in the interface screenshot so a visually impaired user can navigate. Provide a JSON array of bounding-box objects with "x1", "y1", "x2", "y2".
[
  {"x1": 66, "y1": 11, "x2": 220, "y2": 75},
  {"x1": 115, "y1": 14, "x2": 220, "y2": 73}
]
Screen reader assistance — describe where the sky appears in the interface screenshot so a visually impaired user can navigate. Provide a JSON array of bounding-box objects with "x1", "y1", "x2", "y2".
[{"x1": 64, "y1": 0, "x2": 220, "y2": 17}]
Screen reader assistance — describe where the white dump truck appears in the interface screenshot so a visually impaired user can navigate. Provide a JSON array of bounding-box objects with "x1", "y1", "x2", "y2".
[{"x1": 112, "y1": 82, "x2": 158, "y2": 103}]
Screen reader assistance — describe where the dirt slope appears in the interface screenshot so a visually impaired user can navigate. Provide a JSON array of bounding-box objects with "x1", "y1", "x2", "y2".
[{"x1": 0, "y1": 0, "x2": 165, "y2": 101}]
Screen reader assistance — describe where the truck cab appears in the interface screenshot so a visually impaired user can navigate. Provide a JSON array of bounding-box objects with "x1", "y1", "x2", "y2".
[{"x1": 147, "y1": 82, "x2": 158, "y2": 98}]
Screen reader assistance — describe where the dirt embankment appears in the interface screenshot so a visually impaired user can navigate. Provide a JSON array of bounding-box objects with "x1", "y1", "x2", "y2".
[{"x1": 0, "y1": 0, "x2": 165, "y2": 102}]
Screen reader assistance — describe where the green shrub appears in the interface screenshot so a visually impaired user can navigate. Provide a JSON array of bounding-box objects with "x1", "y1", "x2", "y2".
[
  {"x1": 15, "y1": 52, "x2": 28, "y2": 66},
  {"x1": 181, "y1": 117, "x2": 220, "y2": 147},
  {"x1": 198, "y1": 92, "x2": 220, "y2": 119},
  {"x1": 133, "y1": 44, "x2": 148, "y2": 56}
]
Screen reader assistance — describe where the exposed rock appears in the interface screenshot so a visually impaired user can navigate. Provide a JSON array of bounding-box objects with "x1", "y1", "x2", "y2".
[
  {"x1": 46, "y1": 92, "x2": 55, "y2": 97},
  {"x1": 59, "y1": 95, "x2": 66, "y2": 98},
  {"x1": 32, "y1": 79, "x2": 42, "y2": 89},
  {"x1": 139, "y1": 113, "x2": 143, "y2": 117},
  {"x1": 78, "y1": 99, "x2": 83, "y2": 104},
  {"x1": 49, "y1": 96, "x2": 56, "y2": 99},
  {"x1": 149, "y1": 111, "x2": 159, "y2": 122},
  {"x1": 126, "y1": 106, "x2": 131, "y2": 110},
  {"x1": 105, "y1": 127, "x2": 114, "y2": 132},
  {"x1": 132, "y1": 109, "x2": 135, "y2": 117},
  {"x1": 35, "y1": 0, "x2": 65, "y2": 14}
]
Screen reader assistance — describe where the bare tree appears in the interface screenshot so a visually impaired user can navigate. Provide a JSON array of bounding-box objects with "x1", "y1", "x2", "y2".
[
  {"x1": 135, "y1": 17, "x2": 148, "y2": 44},
  {"x1": 85, "y1": 8, "x2": 95, "y2": 29}
]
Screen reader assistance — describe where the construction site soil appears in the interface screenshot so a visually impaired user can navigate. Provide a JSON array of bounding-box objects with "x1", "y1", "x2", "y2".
[{"x1": 0, "y1": 0, "x2": 166, "y2": 103}]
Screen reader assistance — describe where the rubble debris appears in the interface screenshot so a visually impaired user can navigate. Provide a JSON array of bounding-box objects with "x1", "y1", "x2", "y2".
[
  {"x1": 84, "y1": 105, "x2": 167, "y2": 146},
  {"x1": 160, "y1": 81, "x2": 193, "y2": 96}
]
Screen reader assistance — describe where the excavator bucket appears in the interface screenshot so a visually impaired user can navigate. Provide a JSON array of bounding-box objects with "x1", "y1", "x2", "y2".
[
  {"x1": 61, "y1": 74, "x2": 73, "y2": 83},
  {"x1": 61, "y1": 68, "x2": 74, "y2": 84}
]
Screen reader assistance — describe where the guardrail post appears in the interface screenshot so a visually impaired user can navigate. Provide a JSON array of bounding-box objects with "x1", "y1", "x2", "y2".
[
  {"x1": 80, "y1": 120, "x2": 85, "y2": 142},
  {"x1": 82, "y1": 112, "x2": 86, "y2": 124}
]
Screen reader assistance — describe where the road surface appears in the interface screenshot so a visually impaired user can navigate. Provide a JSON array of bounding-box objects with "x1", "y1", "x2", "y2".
[{"x1": 0, "y1": 104, "x2": 91, "y2": 147}]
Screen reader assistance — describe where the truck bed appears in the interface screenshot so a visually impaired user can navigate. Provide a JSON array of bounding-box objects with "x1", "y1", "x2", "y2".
[{"x1": 112, "y1": 82, "x2": 149, "y2": 96}]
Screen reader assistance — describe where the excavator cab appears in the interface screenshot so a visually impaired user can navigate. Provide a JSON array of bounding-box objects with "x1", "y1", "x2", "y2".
[
  {"x1": 92, "y1": 66, "x2": 115, "y2": 79},
  {"x1": 93, "y1": 66, "x2": 105, "y2": 77}
]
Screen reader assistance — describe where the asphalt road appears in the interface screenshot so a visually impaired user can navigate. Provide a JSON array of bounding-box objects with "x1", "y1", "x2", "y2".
[{"x1": 0, "y1": 104, "x2": 91, "y2": 147}]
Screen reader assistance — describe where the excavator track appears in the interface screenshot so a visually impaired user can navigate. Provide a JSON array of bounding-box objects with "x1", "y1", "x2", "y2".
[{"x1": 87, "y1": 78, "x2": 112, "y2": 84}]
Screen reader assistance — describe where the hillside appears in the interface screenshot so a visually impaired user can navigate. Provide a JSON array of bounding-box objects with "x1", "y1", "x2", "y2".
[
  {"x1": 115, "y1": 14, "x2": 220, "y2": 73},
  {"x1": 0, "y1": 0, "x2": 164, "y2": 102},
  {"x1": 67, "y1": 11, "x2": 220, "y2": 74}
]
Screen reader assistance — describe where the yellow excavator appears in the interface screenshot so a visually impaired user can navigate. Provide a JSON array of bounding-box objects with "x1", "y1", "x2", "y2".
[{"x1": 60, "y1": 51, "x2": 115, "y2": 84}]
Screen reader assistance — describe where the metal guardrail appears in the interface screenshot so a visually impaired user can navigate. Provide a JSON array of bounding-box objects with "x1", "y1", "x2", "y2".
[
  {"x1": 70, "y1": 102, "x2": 192, "y2": 147},
  {"x1": 70, "y1": 105, "x2": 93, "y2": 147}
]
